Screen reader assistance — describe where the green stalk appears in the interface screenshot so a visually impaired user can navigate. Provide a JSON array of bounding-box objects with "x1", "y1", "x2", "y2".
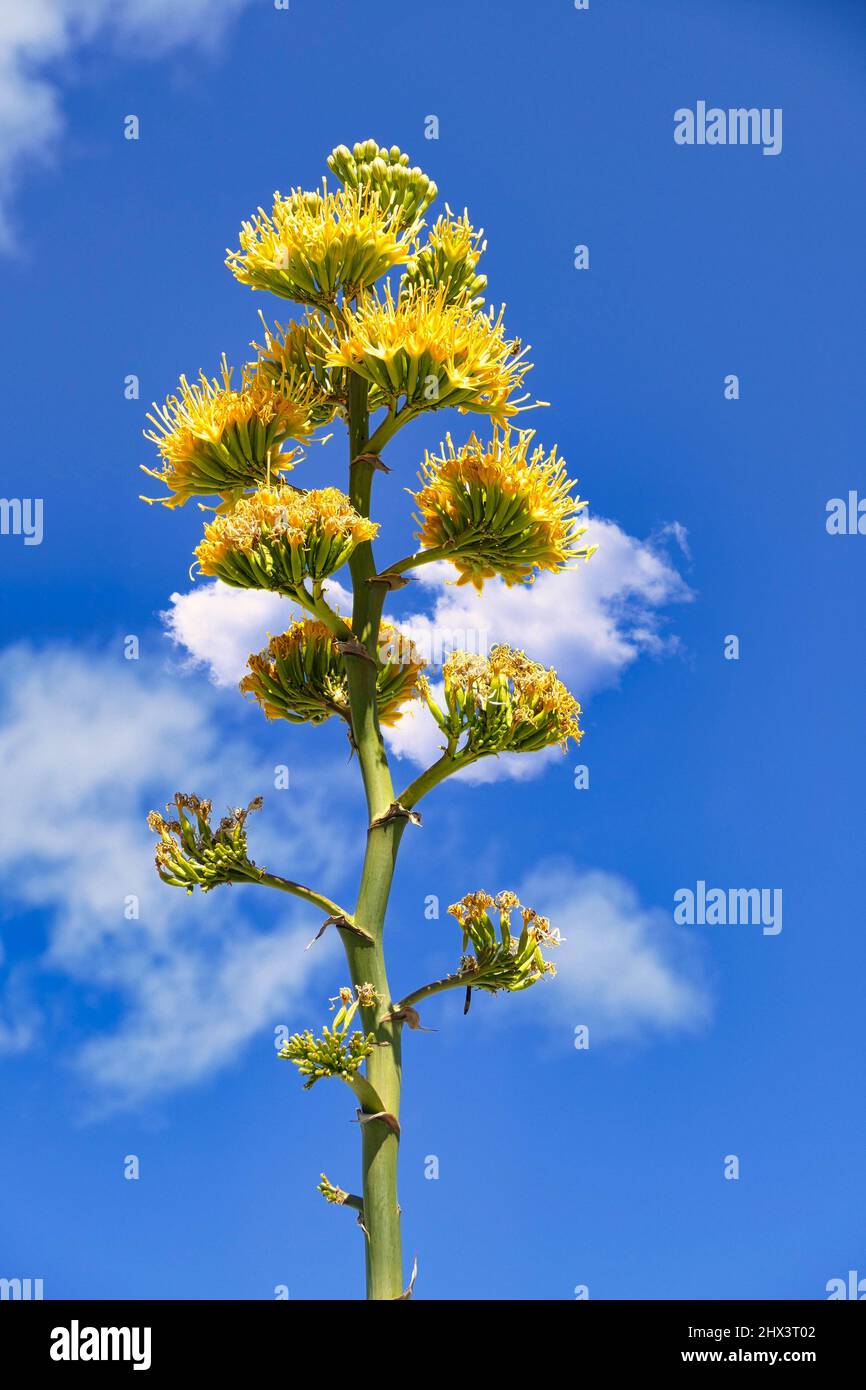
[
  {"x1": 237, "y1": 869, "x2": 351, "y2": 921},
  {"x1": 398, "y1": 750, "x2": 472, "y2": 809},
  {"x1": 341, "y1": 371, "x2": 405, "y2": 1300}
]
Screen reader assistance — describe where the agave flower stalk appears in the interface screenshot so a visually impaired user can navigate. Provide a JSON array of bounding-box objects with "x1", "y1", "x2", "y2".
[{"x1": 143, "y1": 138, "x2": 595, "y2": 1301}]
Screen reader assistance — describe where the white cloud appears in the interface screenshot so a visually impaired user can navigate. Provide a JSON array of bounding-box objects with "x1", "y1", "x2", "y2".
[
  {"x1": 520, "y1": 862, "x2": 710, "y2": 1039},
  {"x1": 0, "y1": 644, "x2": 347, "y2": 1105},
  {"x1": 0, "y1": 0, "x2": 251, "y2": 244},
  {"x1": 389, "y1": 516, "x2": 691, "y2": 777},
  {"x1": 162, "y1": 579, "x2": 352, "y2": 688},
  {"x1": 401, "y1": 516, "x2": 692, "y2": 693},
  {"x1": 161, "y1": 517, "x2": 691, "y2": 783},
  {"x1": 0, "y1": 645, "x2": 708, "y2": 1099}
]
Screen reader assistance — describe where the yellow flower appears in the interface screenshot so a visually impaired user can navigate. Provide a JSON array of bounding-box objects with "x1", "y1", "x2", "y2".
[
  {"x1": 254, "y1": 316, "x2": 343, "y2": 423},
  {"x1": 445, "y1": 890, "x2": 560, "y2": 994},
  {"x1": 327, "y1": 139, "x2": 437, "y2": 230},
  {"x1": 241, "y1": 620, "x2": 425, "y2": 728},
  {"x1": 142, "y1": 356, "x2": 316, "y2": 508},
  {"x1": 412, "y1": 426, "x2": 596, "y2": 590},
  {"x1": 403, "y1": 208, "x2": 487, "y2": 307},
  {"x1": 194, "y1": 486, "x2": 377, "y2": 594},
  {"x1": 429, "y1": 644, "x2": 582, "y2": 754},
  {"x1": 326, "y1": 283, "x2": 538, "y2": 424},
  {"x1": 226, "y1": 182, "x2": 421, "y2": 304}
]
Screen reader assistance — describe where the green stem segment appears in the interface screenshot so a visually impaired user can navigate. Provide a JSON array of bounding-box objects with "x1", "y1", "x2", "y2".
[
  {"x1": 399, "y1": 749, "x2": 480, "y2": 809},
  {"x1": 341, "y1": 374, "x2": 406, "y2": 1300},
  {"x1": 398, "y1": 969, "x2": 477, "y2": 1012},
  {"x1": 236, "y1": 869, "x2": 351, "y2": 921}
]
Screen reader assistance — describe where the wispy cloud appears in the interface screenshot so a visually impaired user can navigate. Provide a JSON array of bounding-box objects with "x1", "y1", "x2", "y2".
[
  {"x1": 0, "y1": 644, "x2": 348, "y2": 1106},
  {"x1": 521, "y1": 861, "x2": 710, "y2": 1039},
  {"x1": 399, "y1": 515, "x2": 692, "y2": 694},
  {"x1": 0, "y1": 642, "x2": 708, "y2": 1099},
  {"x1": 0, "y1": 0, "x2": 251, "y2": 244}
]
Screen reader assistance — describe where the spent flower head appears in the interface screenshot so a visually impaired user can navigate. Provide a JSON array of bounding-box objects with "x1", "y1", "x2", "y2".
[
  {"x1": 146, "y1": 794, "x2": 263, "y2": 893},
  {"x1": 428, "y1": 644, "x2": 583, "y2": 755},
  {"x1": 241, "y1": 620, "x2": 425, "y2": 727},
  {"x1": 446, "y1": 890, "x2": 560, "y2": 994},
  {"x1": 194, "y1": 486, "x2": 377, "y2": 595},
  {"x1": 142, "y1": 356, "x2": 317, "y2": 508},
  {"x1": 413, "y1": 426, "x2": 595, "y2": 590}
]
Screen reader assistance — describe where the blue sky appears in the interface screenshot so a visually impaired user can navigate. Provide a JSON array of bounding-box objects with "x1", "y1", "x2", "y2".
[{"x1": 1, "y1": 0, "x2": 864, "y2": 1300}]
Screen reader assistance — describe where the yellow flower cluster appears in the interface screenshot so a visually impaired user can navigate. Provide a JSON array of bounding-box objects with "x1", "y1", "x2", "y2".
[
  {"x1": 403, "y1": 209, "x2": 487, "y2": 307},
  {"x1": 446, "y1": 889, "x2": 561, "y2": 995},
  {"x1": 413, "y1": 427, "x2": 596, "y2": 590},
  {"x1": 226, "y1": 182, "x2": 421, "y2": 304},
  {"x1": 142, "y1": 357, "x2": 317, "y2": 508},
  {"x1": 428, "y1": 645, "x2": 582, "y2": 755},
  {"x1": 194, "y1": 487, "x2": 377, "y2": 594},
  {"x1": 254, "y1": 316, "x2": 343, "y2": 422},
  {"x1": 325, "y1": 283, "x2": 536, "y2": 424},
  {"x1": 241, "y1": 620, "x2": 425, "y2": 728}
]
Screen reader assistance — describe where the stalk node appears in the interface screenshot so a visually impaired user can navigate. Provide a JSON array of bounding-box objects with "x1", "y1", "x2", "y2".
[
  {"x1": 369, "y1": 801, "x2": 422, "y2": 831},
  {"x1": 394, "y1": 1256, "x2": 419, "y2": 1300},
  {"x1": 335, "y1": 637, "x2": 377, "y2": 664},
  {"x1": 383, "y1": 1005, "x2": 436, "y2": 1032},
  {"x1": 354, "y1": 1107, "x2": 401, "y2": 1138},
  {"x1": 306, "y1": 914, "x2": 374, "y2": 950},
  {"x1": 368, "y1": 570, "x2": 412, "y2": 591},
  {"x1": 351, "y1": 451, "x2": 391, "y2": 473}
]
